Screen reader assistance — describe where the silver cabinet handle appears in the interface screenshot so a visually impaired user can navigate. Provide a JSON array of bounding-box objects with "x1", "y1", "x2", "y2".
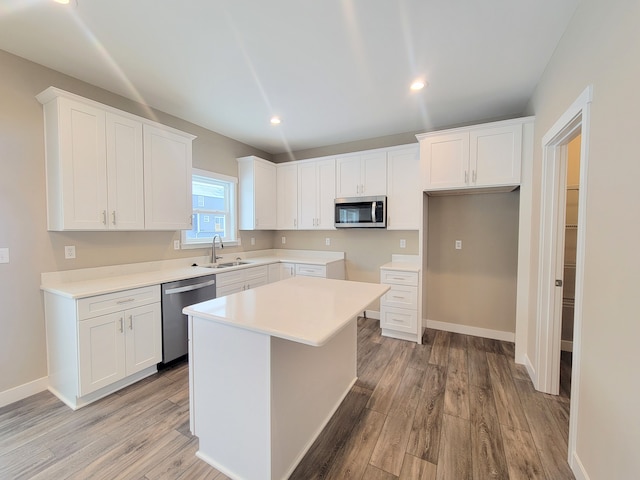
[
  {"x1": 116, "y1": 298, "x2": 136, "y2": 304},
  {"x1": 128, "y1": 315, "x2": 133, "y2": 330},
  {"x1": 472, "y1": 170, "x2": 477, "y2": 183},
  {"x1": 465, "y1": 171, "x2": 469, "y2": 184},
  {"x1": 119, "y1": 317, "x2": 124, "y2": 333},
  {"x1": 112, "y1": 211, "x2": 116, "y2": 225},
  {"x1": 102, "y1": 210, "x2": 107, "y2": 225}
]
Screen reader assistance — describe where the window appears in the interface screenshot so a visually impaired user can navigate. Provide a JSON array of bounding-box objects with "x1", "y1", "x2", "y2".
[{"x1": 181, "y1": 169, "x2": 238, "y2": 247}]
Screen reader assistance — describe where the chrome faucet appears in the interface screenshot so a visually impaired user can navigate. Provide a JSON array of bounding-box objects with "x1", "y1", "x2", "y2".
[{"x1": 211, "y1": 235, "x2": 223, "y2": 264}]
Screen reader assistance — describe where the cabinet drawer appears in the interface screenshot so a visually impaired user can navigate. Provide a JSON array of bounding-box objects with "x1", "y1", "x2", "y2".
[
  {"x1": 244, "y1": 265, "x2": 268, "y2": 282},
  {"x1": 78, "y1": 285, "x2": 160, "y2": 320},
  {"x1": 215, "y1": 283, "x2": 244, "y2": 298},
  {"x1": 216, "y1": 269, "x2": 246, "y2": 287},
  {"x1": 381, "y1": 285, "x2": 418, "y2": 309},
  {"x1": 380, "y1": 269, "x2": 418, "y2": 286},
  {"x1": 295, "y1": 264, "x2": 326, "y2": 277},
  {"x1": 380, "y1": 306, "x2": 417, "y2": 334}
]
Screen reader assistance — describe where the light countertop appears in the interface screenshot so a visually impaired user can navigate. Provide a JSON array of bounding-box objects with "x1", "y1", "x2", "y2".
[
  {"x1": 380, "y1": 261, "x2": 421, "y2": 272},
  {"x1": 183, "y1": 276, "x2": 389, "y2": 346},
  {"x1": 41, "y1": 250, "x2": 345, "y2": 299}
]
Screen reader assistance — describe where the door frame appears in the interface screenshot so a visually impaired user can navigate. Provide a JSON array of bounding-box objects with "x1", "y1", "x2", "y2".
[{"x1": 536, "y1": 85, "x2": 592, "y2": 466}]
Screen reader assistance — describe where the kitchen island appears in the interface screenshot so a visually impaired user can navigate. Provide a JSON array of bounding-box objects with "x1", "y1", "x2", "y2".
[{"x1": 183, "y1": 276, "x2": 388, "y2": 480}]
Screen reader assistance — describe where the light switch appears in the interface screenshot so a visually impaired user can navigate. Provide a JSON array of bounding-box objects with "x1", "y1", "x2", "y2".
[
  {"x1": 0, "y1": 248, "x2": 9, "y2": 264},
  {"x1": 455, "y1": 240, "x2": 462, "y2": 250}
]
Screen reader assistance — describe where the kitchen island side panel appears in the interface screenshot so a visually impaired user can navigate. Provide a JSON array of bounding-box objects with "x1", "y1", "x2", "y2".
[
  {"x1": 270, "y1": 320, "x2": 357, "y2": 479},
  {"x1": 191, "y1": 316, "x2": 272, "y2": 480}
]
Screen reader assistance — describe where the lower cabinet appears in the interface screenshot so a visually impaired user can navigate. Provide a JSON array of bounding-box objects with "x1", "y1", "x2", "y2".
[
  {"x1": 380, "y1": 266, "x2": 421, "y2": 343},
  {"x1": 45, "y1": 285, "x2": 162, "y2": 409},
  {"x1": 216, "y1": 265, "x2": 269, "y2": 296},
  {"x1": 270, "y1": 261, "x2": 346, "y2": 282}
]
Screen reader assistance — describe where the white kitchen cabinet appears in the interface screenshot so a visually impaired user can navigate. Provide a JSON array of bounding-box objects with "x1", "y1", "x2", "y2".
[
  {"x1": 143, "y1": 124, "x2": 193, "y2": 230},
  {"x1": 280, "y1": 263, "x2": 296, "y2": 280},
  {"x1": 36, "y1": 87, "x2": 195, "y2": 231},
  {"x1": 44, "y1": 285, "x2": 162, "y2": 409},
  {"x1": 380, "y1": 261, "x2": 421, "y2": 343},
  {"x1": 386, "y1": 145, "x2": 420, "y2": 230},
  {"x1": 418, "y1": 118, "x2": 530, "y2": 193},
  {"x1": 298, "y1": 158, "x2": 336, "y2": 229},
  {"x1": 216, "y1": 265, "x2": 269, "y2": 296},
  {"x1": 277, "y1": 163, "x2": 298, "y2": 230},
  {"x1": 238, "y1": 156, "x2": 277, "y2": 230},
  {"x1": 336, "y1": 151, "x2": 387, "y2": 198}
]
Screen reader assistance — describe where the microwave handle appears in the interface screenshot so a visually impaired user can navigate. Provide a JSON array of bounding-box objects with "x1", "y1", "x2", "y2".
[{"x1": 371, "y1": 201, "x2": 376, "y2": 224}]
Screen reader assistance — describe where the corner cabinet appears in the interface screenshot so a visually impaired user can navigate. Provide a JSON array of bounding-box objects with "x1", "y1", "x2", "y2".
[
  {"x1": 44, "y1": 285, "x2": 162, "y2": 409},
  {"x1": 418, "y1": 117, "x2": 533, "y2": 194},
  {"x1": 36, "y1": 87, "x2": 195, "y2": 231},
  {"x1": 237, "y1": 156, "x2": 277, "y2": 230}
]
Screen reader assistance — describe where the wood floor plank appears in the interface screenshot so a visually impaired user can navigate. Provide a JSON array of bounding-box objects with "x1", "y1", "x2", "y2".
[
  {"x1": 367, "y1": 343, "x2": 411, "y2": 414},
  {"x1": 406, "y1": 364, "x2": 446, "y2": 464},
  {"x1": 363, "y1": 464, "x2": 398, "y2": 480},
  {"x1": 370, "y1": 409, "x2": 415, "y2": 476},
  {"x1": 326, "y1": 407, "x2": 386, "y2": 480},
  {"x1": 468, "y1": 344, "x2": 491, "y2": 389},
  {"x1": 399, "y1": 454, "x2": 437, "y2": 480},
  {"x1": 428, "y1": 330, "x2": 451, "y2": 366},
  {"x1": 514, "y1": 378, "x2": 575, "y2": 480},
  {"x1": 435, "y1": 414, "x2": 472, "y2": 480},
  {"x1": 500, "y1": 425, "x2": 546, "y2": 480},
  {"x1": 357, "y1": 338, "x2": 400, "y2": 391},
  {"x1": 388, "y1": 367, "x2": 425, "y2": 421},
  {"x1": 469, "y1": 384, "x2": 509, "y2": 480},
  {"x1": 407, "y1": 341, "x2": 432, "y2": 372},
  {"x1": 486, "y1": 352, "x2": 530, "y2": 431},
  {"x1": 444, "y1": 347, "x2": 470, "y2": 419}
]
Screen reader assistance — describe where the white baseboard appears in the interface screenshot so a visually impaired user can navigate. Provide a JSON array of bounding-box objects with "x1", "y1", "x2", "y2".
[
  {"x1": 561, "y1": 340, "x2": 573, "y2": 352},
  {"x1": 0, "y1": 376, "x2": 48, "y2": 408},
  {"x1": 523, "y1": 353, "x2": 536, "y2": 385},
  {"x1": 571, "y1": 451, "x2": 590, "y2": 480},
  {"x1": 364, "y1": 310, "x2": 380, "y2": 320},
  {"x1": 425, "y1": 319, "x2": 515, "y2": 342}
]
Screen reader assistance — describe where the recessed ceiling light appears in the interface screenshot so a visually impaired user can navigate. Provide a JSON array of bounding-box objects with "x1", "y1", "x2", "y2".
[
  {"x1": 410, "y1": 80, "x2": 427, "y2": 91},
  {"x1": 53, "y1": 0, "x2": 70, "y2": 4},
  {"x1": 270, "y1": 116, "x2": 281, "y2": 125}
]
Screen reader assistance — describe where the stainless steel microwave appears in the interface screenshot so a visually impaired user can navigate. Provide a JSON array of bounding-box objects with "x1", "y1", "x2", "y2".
[{"x1": 334, "y1": 196, "x2": 387, "y2": 228}]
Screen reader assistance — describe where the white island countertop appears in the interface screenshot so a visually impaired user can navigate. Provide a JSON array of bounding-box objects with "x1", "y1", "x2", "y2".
[{"x1": 183, "y1": 276, "x2": 389, "y2": 346}]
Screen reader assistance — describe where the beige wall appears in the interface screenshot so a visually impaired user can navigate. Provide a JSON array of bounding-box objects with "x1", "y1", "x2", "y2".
[
  {"x1": 0, "y1": 49, "x2": 271, "y2": 394},
  {"x1": 525, "y1": 0, "x2": 640, "y2": 477},
  {"x1": 426, "y1": 192, "x2": 520, "y2": 333}
]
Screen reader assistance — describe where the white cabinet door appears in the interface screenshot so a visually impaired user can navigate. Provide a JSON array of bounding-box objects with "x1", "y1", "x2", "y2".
[
  {"x1": 54, "y1": 97, "x2": 108, "y2": 230},
  {"x1": 470, "y1": 124, "x2": 522, "y2": 187},
  {"x1": 336, "y1": 152, "x2": 386, "y2": 197},
  {"x1": 238, "y1": 156, "x2": 277, "y2": 230},
  {"x1": 79, "y1": 312, "x2": 126, "y2": 396},
  {"x1": 422, "y1": 132, "x2": 469, "y2": 190},
  {"x1": 106, "y1": 113, "x2": 145, "y2": 230},
  {"x1": 298, "y1": 158, "x2": 336, "y2": 230},
  {"x1": 124, "y1": 303, "x2": 162, "y2": 375},
  {"x1": 143, "y1": 124, "x2": 193, "y2": 230},
  {"x1": 280, "y1": 263, "x2": 296, "y2": 279},
  {"x1": 277, "y1": 163, "x2": 298, "y2": 230},
  {"x1": 386, "y1": 146, "x2": 420, "y2": 230}
]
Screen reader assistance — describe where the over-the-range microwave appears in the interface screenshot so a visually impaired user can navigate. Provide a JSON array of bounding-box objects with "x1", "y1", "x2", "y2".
[{"x1": 334, "y1": 196, "x2": 387, "y2": 228}]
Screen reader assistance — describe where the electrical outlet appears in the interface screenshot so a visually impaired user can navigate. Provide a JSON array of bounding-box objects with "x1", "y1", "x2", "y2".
[
  {"x1": 400, "y1": 239, "x2": 406, "y2": 248},
  {"x1": 0, "y1": 248, "x2": 9, "y2": 264},
  {"x1": 455, "y1": 240, "x2": 462, "y2": 250},
  {"x1": 173, "y1": 240, "x2": 180, "y2": 250},
  {"x1": 64, "y1": 245, "x2": 76, "y2": 259},
  {"x1": 325, "y1": 237, "x2": 331, "y2": 246},
  {"x1": 251, "y1": 237, "x2": 255, "y2": 246},
  {"x1": 281, "y1": 236, "x2": 286, "y2": 245}
]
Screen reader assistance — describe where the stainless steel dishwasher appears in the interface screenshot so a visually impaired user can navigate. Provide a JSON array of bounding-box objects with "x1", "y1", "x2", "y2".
[{"x1": 161, "y1": 274, "x2": 216, "y2": 365}]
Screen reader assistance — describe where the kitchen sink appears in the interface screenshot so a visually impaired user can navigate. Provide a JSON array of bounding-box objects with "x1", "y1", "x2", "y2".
[{"x1": 201, "y1": 261, "x2": 251, "y2": 269}]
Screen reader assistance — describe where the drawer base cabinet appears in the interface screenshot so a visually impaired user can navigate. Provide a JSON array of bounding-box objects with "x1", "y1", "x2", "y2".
[
  {"x1": 380, "y1": 266, "x2": 422, "y2": 344},
  {"x1": 44, "y1": 285, "x2": 162, "y2": 410}
]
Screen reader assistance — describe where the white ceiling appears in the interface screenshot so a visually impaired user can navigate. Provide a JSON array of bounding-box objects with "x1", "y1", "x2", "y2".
[{"x1": 0, "y1": 0, "x2": 580, "y2": 155}]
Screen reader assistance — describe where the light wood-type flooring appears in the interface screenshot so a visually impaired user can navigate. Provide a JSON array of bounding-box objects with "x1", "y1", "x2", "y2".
[{"x1": 0, "y1": 318, "x2": 574, "y2": 479}]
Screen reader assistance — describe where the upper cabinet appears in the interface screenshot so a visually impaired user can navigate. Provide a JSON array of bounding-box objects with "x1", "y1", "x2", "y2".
[
  {"x1": 36, "y1": 87, "x2": 195, "y2": 231},
  {"x1": 276, "y1": 163, "x2": 298, "y2": 230},
  {"x1": 417, "y1": 118, "x2": 532, "y2": 194},
  {"x1": 386, "y1": 145, "x2": 420, "y2": 230},
  {"x1": 237, "y1": 156, "x2": 277, "y2": 230},
  {"x1": 298, "y1": 158, "x2": 336, "y2": 230},
  {"x1": 336, "y1": 151, "x2": 387, "y2": 198}
]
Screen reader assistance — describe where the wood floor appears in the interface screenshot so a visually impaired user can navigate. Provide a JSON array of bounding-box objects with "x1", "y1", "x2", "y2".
[{"x1": 0, "y1": 318, "x2": 574, "y2": 479}]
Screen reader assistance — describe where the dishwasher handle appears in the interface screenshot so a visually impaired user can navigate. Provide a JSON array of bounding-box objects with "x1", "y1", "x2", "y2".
[{"x1": 164, "y1": 279, "x2": 216, "y2": 295}]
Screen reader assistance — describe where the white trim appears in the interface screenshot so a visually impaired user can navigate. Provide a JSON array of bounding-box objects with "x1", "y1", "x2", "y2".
[
  {"x1": 0, "y1": 376, "x2": 48, "y2": 408},
  {"x1": 364, "y1": 309, "x2": 380, "y2": 320},
  {"x1": 571, "y1": 452, "x2": 591, "y2": 480},
  {"x1": 561, "y1": 340, "x2": 573, "y2": 352},
  {"x1": 192, "y1": 168, "x2": 238, "y2": 184},
  {"x1": 425, "y1": 319, "x2": 515, "y2": 342},
  {"x1": 523, "y1": 353, "x2": 536, "y2": 383}
]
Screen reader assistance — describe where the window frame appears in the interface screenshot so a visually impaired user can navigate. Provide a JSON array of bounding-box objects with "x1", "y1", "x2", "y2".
[{"x1": 181, "y1": 168, "x2": 239, "y2": 249}]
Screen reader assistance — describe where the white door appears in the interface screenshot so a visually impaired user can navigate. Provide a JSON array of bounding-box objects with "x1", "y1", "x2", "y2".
[
  {"x1": 387, "y1": 146, "x2": 420, "y2": 230},
  {"x1": 336, "y1": 155, "x2": 362, "y2": 197},
  {"x1": 298, "y1": 161, "x2": 318, "y2": 229},
  {"x1": 125, "y1": 303, "x2": 162, "y2": 375},
  {"x1": 254, "y1": 160, "x2": 277, "y2": 229},
  {"x1": 361, "y1": 152, "x2": 387, "y2": 196},
  {"x1": 143, "y1": 124, "x2": 193, "y2": 230},
  {"x1": 79, "y1": 312, "x2": 126, "y2": 396},
  {"x1": 422, "y1": 132, "x2": 469, "y2": 189},
  {"x1": 470, "y1": 124, "x2": 522, "y2": 187},
  {"x1": 106, "y1": 113, "x2": 145, "y2": 230},
  {"x1": 276, "y1": 163, "x2": 298, "y2": 230},
  {"x1": 316, "y1": 159, "x2": 336, "y2": 229}
]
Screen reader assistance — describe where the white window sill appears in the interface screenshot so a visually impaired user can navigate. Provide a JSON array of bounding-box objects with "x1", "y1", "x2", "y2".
[{"x1": 181, "y1": 240, "x2": 240, "y2": 250}]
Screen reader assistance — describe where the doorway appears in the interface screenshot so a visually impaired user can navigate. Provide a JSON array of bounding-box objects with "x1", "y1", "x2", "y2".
[{"x1": 535, "y1": 86, "x2": 591, "y2": 466}]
